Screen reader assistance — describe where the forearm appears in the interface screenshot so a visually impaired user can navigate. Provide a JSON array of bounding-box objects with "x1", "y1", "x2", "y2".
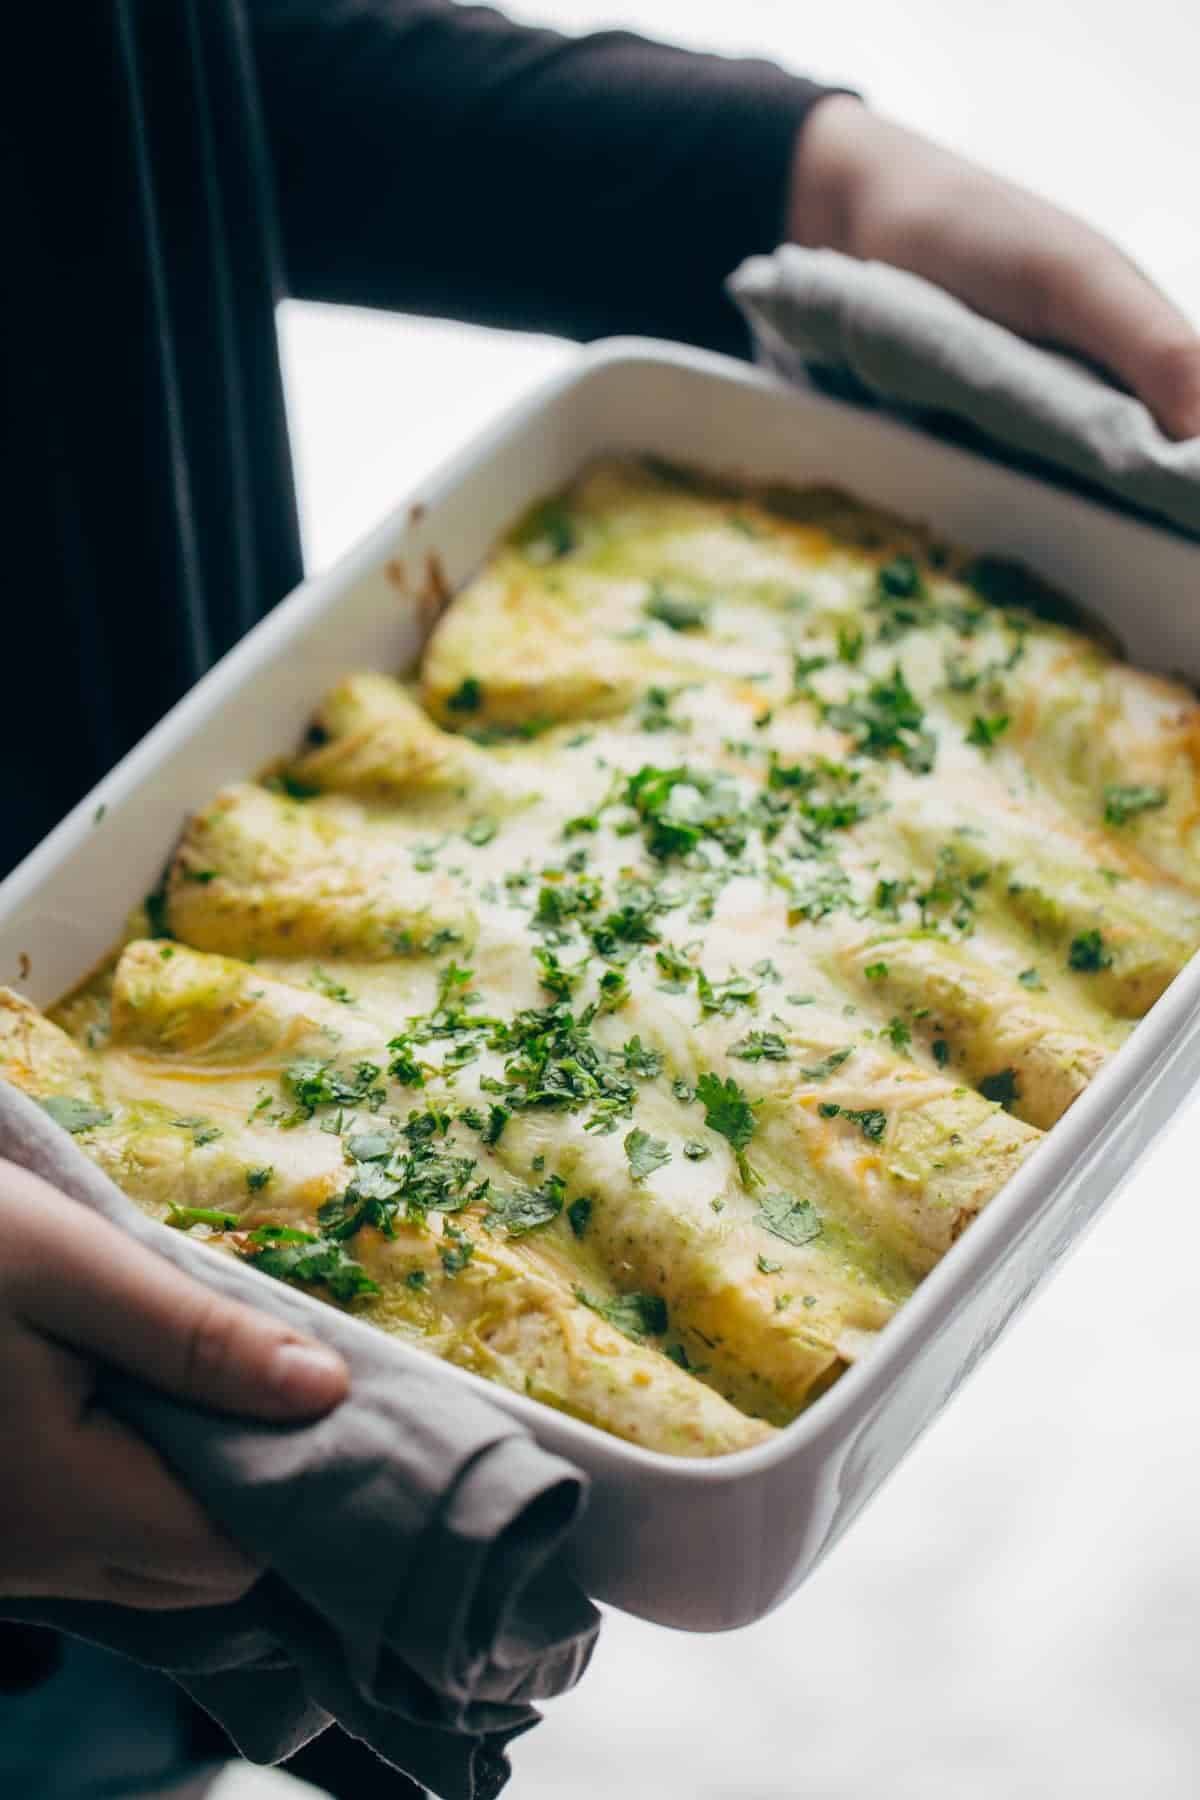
[{"x1": 250, "y1": 0, "x2": 840, "y2": 352}]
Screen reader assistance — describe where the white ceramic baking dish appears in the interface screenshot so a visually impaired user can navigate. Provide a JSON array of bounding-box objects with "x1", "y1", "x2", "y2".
[{"x1": 6, "y1": 339, "x2": 1200, "y2": 1633}]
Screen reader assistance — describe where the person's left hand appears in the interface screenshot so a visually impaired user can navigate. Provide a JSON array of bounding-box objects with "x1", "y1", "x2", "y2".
[{"x1": 789, "y1": 96, "x2": 1200, "y2": 442}]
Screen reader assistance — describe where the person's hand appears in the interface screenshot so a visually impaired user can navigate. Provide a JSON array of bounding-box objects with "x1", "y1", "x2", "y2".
[
  {"x1": 0, "y1": 1160, "x2": 348, "y2": 1610},
  {"x1": 789, "y1": 95, "x2": 1200, "y2": 441}
]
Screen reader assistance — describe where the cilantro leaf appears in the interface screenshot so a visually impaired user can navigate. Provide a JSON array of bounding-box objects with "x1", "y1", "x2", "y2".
[
  {"x1": 823, "y1": 666, "x2": 936, "y2": 774},
  {"x1": 966, "y1": 713, "x2": 1010, "y2": 750},
  {"x1": 754, "y1": 1190, "x2": 822, "y2": 1248},
  {"x1": 730, "y1": 1031, "x2": 789, "y2": 1063},
  {"x1": 798, "y1": 1048, "x2": 851, "y2": 1081},
  {"x1": 621, "y1": 1036, "x2": 664, "y2": 1077},
  {"x1": 242, "y1": 1225, "x2": 378, "y2": 1303},
  {"x1": 624, "y1": 1128, "x2": 672, "y2": 1182},
  {"x1": 575, "y1": 1288, "x2": 668, "y2": 1342},
  {"x1": 877, "y1": 555, "x2": 923, "y2": 600},
  {"x1": 446, "y1": 676, "x2": 483, "y2": 714},
  {"x1": 166, "y1": 1206, "x2": 239, "y2": 1231},
  {"x1": 38, "y1": 1096, "x2": 112, "y2": 1134},
  {"x1": 842, "y1": 1107, "x2": 888, "y2": 1141},
  {"x1": 309, "y1": 966, "x2": 357, "y2": 1005},
  {"x1": 1068, "y1": 929, "x2": 1113, "y2": 973},
  {"x1": 282, "y1": 1058, "x2": 382, "y2": 1119},
  {"x1": 1103, "y1": 784, "x2": 1167, "y2": 826},
  {"x1": 643, "y1": 585, "x2": 711, "y2": 632},
  {"x1": 979, "y1": 1068, "x2": 1021, "y2": 1109},
  {"x1": 567, "y1": 1195, "x2": 593, "y2": 1238},
  {"x1": 696, "y1": 1073, "x2": 758, "y2": 1163},
  {"x1": 485, "y1": 1174, "x2": 565, "y2": 1236}
]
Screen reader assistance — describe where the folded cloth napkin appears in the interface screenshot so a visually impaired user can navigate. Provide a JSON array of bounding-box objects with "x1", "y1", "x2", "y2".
[
  {"x1": 729, "y1": 245, "x2": 1200, "y2": 539},
  {"x1": 0, "y1": 1084, "x2": 599, "y2": 1800}
]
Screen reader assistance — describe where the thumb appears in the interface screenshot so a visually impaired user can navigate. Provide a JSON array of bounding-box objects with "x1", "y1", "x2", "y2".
[{"x1": 3, "y1": 1163, "x2": 349, "y2": 1420}]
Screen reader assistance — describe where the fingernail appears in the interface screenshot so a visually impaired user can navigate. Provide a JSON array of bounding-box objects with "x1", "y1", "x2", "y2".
[{"x1": 269, "y1": 1341, "x2": 348, "y2": 1410}]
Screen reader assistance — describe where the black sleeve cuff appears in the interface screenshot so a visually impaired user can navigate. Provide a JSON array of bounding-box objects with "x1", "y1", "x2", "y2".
[{"x1": 254, "y1": 1, "x2": 852, "y2": 352}]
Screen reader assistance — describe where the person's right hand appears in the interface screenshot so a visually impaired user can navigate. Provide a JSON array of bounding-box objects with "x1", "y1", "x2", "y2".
[{"x1": 0, "y1": 1160, "x2": 348, "y2": 1610}]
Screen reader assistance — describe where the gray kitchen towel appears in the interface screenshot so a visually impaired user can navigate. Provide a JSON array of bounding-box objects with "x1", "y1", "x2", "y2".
[
  {"x1": 0, "y1": 1084, "x2": 600, "y2": 1800},
  {"x1": 729, "y1": 246, "x2": 1200, "y2": 538}
]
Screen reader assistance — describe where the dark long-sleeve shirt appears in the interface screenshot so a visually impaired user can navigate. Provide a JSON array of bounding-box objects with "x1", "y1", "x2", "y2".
[{"x1": 0, "y1": 1, "x2": 833, "y2": 873}]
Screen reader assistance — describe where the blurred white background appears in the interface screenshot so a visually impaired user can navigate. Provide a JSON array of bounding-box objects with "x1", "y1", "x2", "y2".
[{"x1": 277, "y1": 5, "x2": 1200, "y2": 1796}]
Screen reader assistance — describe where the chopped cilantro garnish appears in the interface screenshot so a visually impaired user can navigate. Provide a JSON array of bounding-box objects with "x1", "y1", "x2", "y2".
[
  {"x1": 966, "y1": 713, "x2": 1010, "y2": 750},
  {"x1": 277, "y1": 773, "x2": 320, "y2": 800},
  {"x1": 597, "y1": 969, "x2": 629, "y2": 1013},
  {"x1": 932, "y1": 1038, "x2": 951, "y2": 1068},
  {"x1": 823, "y1": 666, "x2": 936, "y2": 774},
  {"x1": 1103, "y1": 784, "x2": 1167, "y2": 826},
  {"x1": 309, "y1": 966, "x2": 356, "y2": 1005},
  {"x1": 979, "y1": 1068, "x2": 1020, "y2": 1109},
  {"x1": 837, "y1": 623, "x2": 864, "y2": 665},
  {"x1": 754, "y1": 1190, "x2": 822, "y2": 1248},
  {"x1": 246, "y1": 1166, "x2": 273, "y2": 1192},
  {"x1": 1017, "y1": 967, "x2": 1045, "y2": 990},
  {"x1": 567, "y1": 1195, "x2": 593, "y2": 1238},
  {"x1": 791, "y1": 653, "x2": 829, "y2": 696},
  {"x1": 468, "y1": 1104, "x2": 503, "y2": 1148},
  {"x1": 624, "y1": 1128, "x2": 671, "y2": 1182},
  {"x1": 439, "y1": 1229, "x2": 475, "y2": 1276},
  {"x1": 883, "y1": 1016, "x2": 911, "y2": 1052},
  {"x1": 166, "y1": 1206, "x2": 239, "y2": 1231},
  {"x1": 756, "y1": 1253, "x2": 784, "y2": 1275},
  {"x1": 534, "y1": 947, "x2": 581, "y2": 999},
  {"x1": 38, "y1": 1096, "x2": 112, "y2": 1134},
  {"x1": 532, "y1": 875, "x2": 602, "y2": 939},
  {"x1": 637, "y1": 685, "x2": 688, "y2": 733},
  {"x1": 655, "y1": 945, "x2": 695, "y2": 990},
  {"x1": 682, "y1": 1139, "x2": 710, "y2": 1161},
  {"x1": 1068, "y1": 930, "x2": 1113, "y2": 973},
  {"x1": 697, "y1": 969, "x2": 759, "y2": 1016},
  {"x1": 877, "y1": 555, "x2": 923, "y2": 600},
  {"x1": 464, "y1": 815, "x2": 498, "y2": 847},
  {"x1": 626, "y1": 764, "x2": 747, "y2": 862},
  {"x1": 917, "y1": 844, "x2": 987, "y2": 935},
  {"x1": 241, "y1": 1224, "x2": 378, "y2": 1303},
  {"x1": 386, "y1": 1036, "x2": 426, "y2": 1087},
  {"x1": 784, "y1": 863, "x2": 854, "y2": 925},
  {"x1": 696, "y1": 1072, "x2": 758, "y2": 1179},
  {"x1": 446, "y1": 676, "x2": 483, "y2": 714},
  {"x1": 515, "y1": 496, "x2": 576, "y2": 560},
  {"x1": 575, "y1": 1288, "x2": 668, "y2": 1342},
  {"x1": 798, "y1": 1048, "x2": 851, "y2": 1081},
  {"x1": 843, "y1": 1107, "x2": 888, "y2": 1141},
  {"x1": 730, "y1": 1031, "x2": 789, "y2": 1062},
  {"x1": 864, "y1": 961, "x2": 889, "y2": 981},
  {"x1": 487, "y1": 1000, "x2": 637, "y2": 1131},
  {"x1": 485, "y1": 1173, "x2": 566, "y2": 1236},
  {"x1": 622, "y1": 1036, "x2": 664, "y2": 1078},
  {"x1": 643, "y1": 585, "x2": 711, "y2": 632},
  {"x1": 282, "y1": 1058, "x2": 383, "y2": 1120}
]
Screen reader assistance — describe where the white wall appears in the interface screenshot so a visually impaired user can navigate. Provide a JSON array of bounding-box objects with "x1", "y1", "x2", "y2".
[{"x1": 280, "y1": 9, "x2": 1200, "y2": 1794}]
